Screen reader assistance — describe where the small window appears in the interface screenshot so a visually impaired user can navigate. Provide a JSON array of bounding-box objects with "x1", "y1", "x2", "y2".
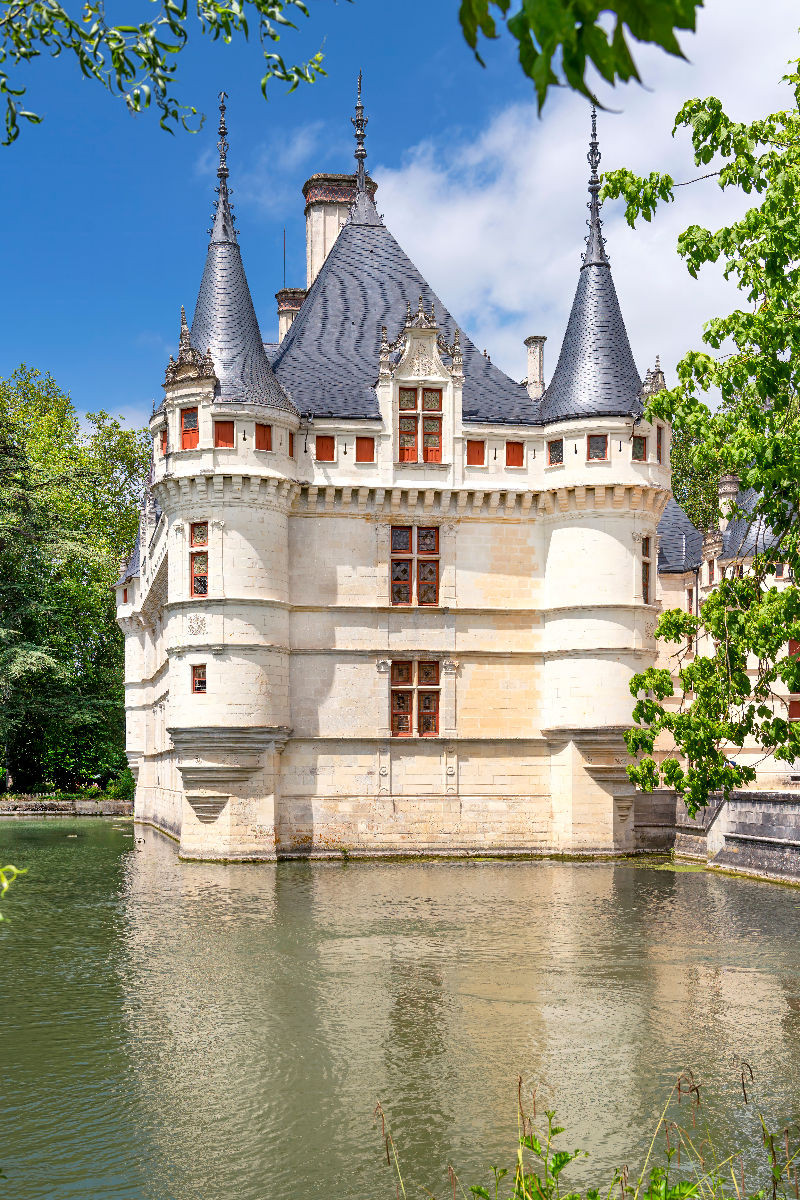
[
  {"x1": 422, "y1": 388, "x2": 442, "y2": 412},
  {"x1": 632, "y1": 435, "x2": 647, "y2": 461},
  {"x1": 642, "y1": 561, "x2": 651, "y2": 604},
  {"x1": 390, "y1": 659, "x2": 441, "y2": 736},
  {"x1": 466, "y1": 440, "x2": 485, "y2": 466},
  {"x1": 398, "y1": 416, "x2": 418, "y2": 463},
  {"x1": 122, "y1": 587, "x2": 128, "y2": 604},
  {"x1": 390, "y1": 526, "x2": 439, "y2": 606},
  {"x1": 192, "y1": 664, "x2": 207, "y2": 694},
  {"x1": 289, "y1": 431, "x2": 295, "y2": 458},
  {"x1": 547, "y1": 439, "x2": 563, "y2": 466},
  {"x1": 642, "y1": 537, "x2": 651, "y2": 559},
  {"x1": 191, "y1": 522, "x2": 208, "y2": 547},
  {"x1": 686, "y1": 588, "x2": 694, "y2": 612},
  {"x1": 181, "y1": 407, "x2": 199, "y2": 450},
  {"x1": 506, "y1": 441, "x2": 524, "y2": 467},
  {"x1": 418, "y1": 689, "x2": 439, "y2": 736},
  {"x1": 214, "y1": 420, "x2": 235, "y2": 449},
  {"x1": 255, "y1": 423, "x2": 272, "y2": 452},
  {"x1": 790, "y1": 699, "x2": 800, "y2": 720},
  {"x1": 391, "y1": 688, "x2": 413, "y2": 736},
  {"x1": 316, "y1": 435, "x2": 335, "y2": 462},
  {"x1": 160, "y1": 428, "x2": 167, "y2": 455},
  {"x1": 588, "y1": 434, "x2": 608, "y2": 461},
  {"x1": 191, "y1": 552, "x2": 208, "y2": 596},
  {"x1": 656, "y1": 425, "x2": 664, "y2": 464},
  {"x1": 776, "y1": 563, "x2": 785, "y2": 578},
  {"x1": 422, "y1": 416, "x2": 442, "y2": 463},
  {"x1": 707, "y1": 559, "x2": 715, "y2": 585},
  {"x1": 789, "y1": 639, "x2": 800, "y2": 657},
  {"x1": 356, "y1": 436, "x2": 375, "y2": 463}
]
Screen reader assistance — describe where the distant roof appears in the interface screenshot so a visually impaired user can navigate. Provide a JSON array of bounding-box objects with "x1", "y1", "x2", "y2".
[
  {"x1": 722, "y1": 487, "x2": 780, "y2": 559},
  {"x1": 657, "y1": 498, "x2": 704, "y2": 574},
  {"x1": 271, "y1": 194, "x2": 537, "y2": 425}
]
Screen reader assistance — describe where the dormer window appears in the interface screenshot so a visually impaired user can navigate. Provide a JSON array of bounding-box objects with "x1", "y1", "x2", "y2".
[{"x1": 398, "y1": 387, "x2": 442, "y2": 463}]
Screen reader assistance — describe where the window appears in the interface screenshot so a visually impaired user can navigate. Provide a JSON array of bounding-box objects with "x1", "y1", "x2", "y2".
[
  {"x1": 214, "y1": 420, "x2": 235, "y2": 449},
  {"x1": 122, "y1": 587, "x2": 128, "y2": 604},
  {"x1": 159, "y1": 428, "x2": 167, "y2": 455},
  {"x1": 656, "y1": 425, "x2": 663, "y2": 464},
  {"x1": 707, "y1": 559, "x2": 715, "y2": 585},
  {"x1": 190, "y1": 522, "x2": 208, "y2": 597},
  {"x1": 776, "y1": 563, "x2": 785, "y2": 578},
  {"x1": 506, "y1": 441, "x2": 524, "y2": 467},
  {"x1": 181, "y1": 407, "x2": 199, "y2": 450},
  {"x1": 789, "y1": 639, "x2": 800, "y2": 657},
  {"x1": 289, "y1": 431, "x2": 295, "y2": 458},
  {"x1": 632, "y1": 435, "x2": 647, "y2": 461},
  {"x1": 466, "y1": 440, "x2": 485, "y2": 466},
  {"x1": 398, "y1": 387, "x2": 442, "y2": 463},
  {"x1": 790, "y1": 699, "x2": 800, "y2": 721},
  {"x1": 588, "y1": 434, "x2": 608, "y2": 461},
  {"x1": 686, "y1": 587, "x2": 694, "y2": 612},
  {"x1": 255, "y1": 423, "x2": 272, "y2": 451},
  {"x1": 316, "y1": 435, "x2": 335, "y2": 462},
  {"x1": 642, "y1": 536, "x2": 652, "y2": 603},
  {"x1": 356, "y1": 436, "x2": 375, "y2": 463},
  {"x1": 390, "y1": 660, "x2": 440, "y2": 736},
  {"x1": 192, "y1": 664, "x2": 207, "y2": 694},
  {"x1": 390, "y1": 526, "x2": 439, "y2": 606},
  {"x1": 547, "y1": 439, "x2": 563, "y2": 466}
]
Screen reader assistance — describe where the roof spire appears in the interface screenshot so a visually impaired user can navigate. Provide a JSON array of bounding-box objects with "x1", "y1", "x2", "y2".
[
  {"x1": 583, "y1": 106, "x2": 608, "y2": 268},
  {"x1": 352, "y1": 69, "x2": 367, "y2": 194},
  {"x1": 210, "y1": 90, "x2": 237, "y2": 245}
]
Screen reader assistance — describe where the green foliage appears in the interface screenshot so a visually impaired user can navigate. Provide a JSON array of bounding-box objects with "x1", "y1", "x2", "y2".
[
  {"x1": 107, "y1": 767, "x2": 135, "y2": 801},
  {"x1": 457, "y1": 0, "x2": 704, "y2": 112},
  {"x1": 669, "y1": 424, "x2": 718, "y2": 534},
  {"x1": 0, "y1": 365, "x2": 149, "y2": 792},
  {"x1": 0, "y1": 0, "x2": 325, "y2": 143},
  {"x1": 600, "y1": 62, "x2": 800, "y2": 810}
]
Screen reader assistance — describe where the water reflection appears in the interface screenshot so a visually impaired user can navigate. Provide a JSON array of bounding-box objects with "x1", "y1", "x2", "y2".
[{"x1": 2, "y1": 821, "x2": 800, "y2": 1200}]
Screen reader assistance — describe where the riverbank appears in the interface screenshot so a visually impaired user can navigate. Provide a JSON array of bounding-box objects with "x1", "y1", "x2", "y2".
[{"x1": 0, "y1": 795, "x2": 133, "y2": 817}]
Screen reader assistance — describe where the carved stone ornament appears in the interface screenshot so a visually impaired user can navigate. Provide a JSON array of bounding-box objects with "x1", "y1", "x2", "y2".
[
  {"x1": 376, "y1": 659, "x2": 391, "y2": 673},
  {"x1": 442, "y1": 659, "x2": 459, "y2": 675},
  {"x1": 187, "y1": 615, "x2": 207, "y2": 636},
  {"x1": 164, "y1": 307, "x2": 217, "y2": 387}
]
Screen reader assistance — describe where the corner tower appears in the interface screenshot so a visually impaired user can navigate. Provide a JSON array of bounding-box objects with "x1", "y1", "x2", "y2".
[{"x1": 147, "y1": 93, "x2": 300, "y2": 862}]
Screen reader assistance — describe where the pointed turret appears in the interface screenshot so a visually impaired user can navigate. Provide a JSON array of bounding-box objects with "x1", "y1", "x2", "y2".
[
  {"x1": 191, "y1": 92, "x2": 296, "y2": 413},
  {"x1": 347, "y1": 73, "x2": 382, "y2": 228},
  {"x1": 541, "y1": 108, "x2": 641, "y2": 423}
]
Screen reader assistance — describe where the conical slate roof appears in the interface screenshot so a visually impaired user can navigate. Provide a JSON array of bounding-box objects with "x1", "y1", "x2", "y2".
[
  {"x1": 272, "y1": 81, "x2": 534, "y2": 424},
  {"x1": 191, "y1": 94, "x2": 296, "y2": 414},
  {"x1": 542, "y1": 110, "x2": 642, "y2": 424}
]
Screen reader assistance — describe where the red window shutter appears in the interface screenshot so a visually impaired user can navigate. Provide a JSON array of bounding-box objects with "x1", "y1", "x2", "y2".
[
  {"x1": 466, "y1": 440, "x2": 485, "y2": 466},
  {"x1": 656, "y1": 425, "x2": 663, "y2": 464},
  {"x1": 391, "y1": 689, "x2": 413, "y2": 736},
  {"x1": 214, "y1": 420, "x2": 235, "y2": 448},
  {"x1": 181, "y1": 408, "x2": 199, "y2": 450},
  {"x1": 422, "y1": 417, "x2": 442, "y2": 463},
  {"x1": 398, "y1": 416, "x2": 418, "y2": 462},
  {"x1": 316, "y1": 435, "x2": 335, "y2": 462},
  {"x1": 789, "y1": 640, "x2": 800, "y2": 657},
  {"x1": 160, "y1": 428, "x2": 167, "y2": 455},
  {"x1": 418, "y1": 691, "x2": 439, "y2": 736},
  {"x1": 289, "y1": 431, "x2": 294, "y2": 458},
  {"x1": 790, "y1": 699, "x2": 800, "y2": 720},
  {"x1": 122, "y1": 587, "x2": 128, "y2": 604},
  {"x1": 356, "y1": 436, "x2": 374, "y2": 463},
  {"x1": 255, "y1": 423, "x2": 272, "y2": 451},
  {"x1": 506, "y1": 441, "x2": 524, "y2": 467}
]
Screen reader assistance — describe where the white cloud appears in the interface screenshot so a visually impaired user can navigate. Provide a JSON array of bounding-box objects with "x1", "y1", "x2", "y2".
[{"x1": 372, "y1": 0, "x2": 800, "y2": 388}]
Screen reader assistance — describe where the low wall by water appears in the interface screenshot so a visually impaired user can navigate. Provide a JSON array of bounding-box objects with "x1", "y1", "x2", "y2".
[
  {"x1": 0, "y1": 796, "x2": 133, "y2": 818},
  {"x1": 635, "y1": 788, "x2": 800, "y2": 884}
]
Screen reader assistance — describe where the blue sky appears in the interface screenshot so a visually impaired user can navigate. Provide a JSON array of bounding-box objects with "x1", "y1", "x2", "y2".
[{"x1": 2, "y1": 0, "x2": 799, "y2": 428}]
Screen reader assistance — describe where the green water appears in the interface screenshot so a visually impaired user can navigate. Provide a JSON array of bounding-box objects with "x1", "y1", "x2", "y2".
[{"x1": 2, "y1": 819, "x2": 800, "y2": 1200}]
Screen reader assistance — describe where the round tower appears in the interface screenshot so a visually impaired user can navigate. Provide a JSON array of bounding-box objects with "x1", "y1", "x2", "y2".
[{"x1": 149, "y1": 93, "x2": 300, "y2": 861}]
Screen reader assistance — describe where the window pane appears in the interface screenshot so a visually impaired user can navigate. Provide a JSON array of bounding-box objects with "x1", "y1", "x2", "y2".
[
  {"x1": 418, "y1": 561, "x2": 438, "y2": 583},
  {"x1": 417, "y1": 527, "x2": 439, "y2": 555},
  {"x1": 632, "y1": 435, "x2": 647, "y2": 461},
  {"x1": 548, "y1": 439, "x2": 563, "y2": 466},
  {"x1": 391, "y1": 560, "x2": 411, "y2": 582},
  {"x1": 391, "y1": 583, "x2": 411, "y2": 604},
  {"x1": 182, "y1": 408, "x2": 198, "y2": 431},
  {"x1": 422, "y1": 389, "x2": 442, "y2": 411},
  {"x1": 192, "y1": 664, "x2": 207, "y2": 694},
  {"x1": 392, "y1": 691, "x2": 411, "y2": 713},
  {"x1": 391, "y1": 527, "x2": 412, "y2": 553},
  {"x1": 192, "y1": 553, "x2": 208, "y2": 572},
  {"x1": 191, "y1": 523, "x2": 208, "y2": 546},
  {"x1": 391, "y1": 661, "x2": 413, "y2": 684},
  {"x1": 192, "y1": 575, "x2": 208, "y2": 596},
  {"x1": 399, "y1": 388, "x2": 417, "y2": 410},
  {"x1": 418, "y1": 661, "x2": 439, "y2": 685},
  {"x1": 418, "y1": 692, "x2": 439, "y2": 735},
  {"x1": 642, "y1": 537, "x2": 651, "y2": 559},
  {"x1": 588, "y1": 435, "x2": 607, "y2": 460}
]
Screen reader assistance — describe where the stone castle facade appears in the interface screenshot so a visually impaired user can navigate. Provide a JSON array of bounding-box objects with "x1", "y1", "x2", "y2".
[{"x1": 117, "y1": 92, "x2": 676, "y2": 862}]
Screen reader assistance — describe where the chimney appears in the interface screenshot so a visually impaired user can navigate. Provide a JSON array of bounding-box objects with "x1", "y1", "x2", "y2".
[
  {"x1": 302, "y1": 172, "x2": 377, "y2": 287},
  {"x1": 275, "y1": 288, "x2": 307, "y2": 344},
  {"x1": 718, "y1": 474, "x2": 740, "y2": 532},
  {"x1": 524, "y1": 335, "x2": 546, "y2": 400}
]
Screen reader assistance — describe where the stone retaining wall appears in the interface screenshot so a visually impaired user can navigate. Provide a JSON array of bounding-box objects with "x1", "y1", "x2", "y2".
[{"x1": 0, "y1": 797, "x2": 133, "y2": 817}]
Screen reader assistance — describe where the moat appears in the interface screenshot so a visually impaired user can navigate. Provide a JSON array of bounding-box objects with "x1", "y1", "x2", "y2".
[{"x1": 3, "y1": 819, "x2": 800, "y2": 1200}]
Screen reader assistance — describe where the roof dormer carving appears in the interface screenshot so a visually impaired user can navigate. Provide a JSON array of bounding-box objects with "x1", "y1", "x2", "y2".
[
  {"x1": 379, "y1": 296, "x2": 462, "y2": 383},
  {"x1": 164, "y1": 306, "x2": 217, "y2": 388}
]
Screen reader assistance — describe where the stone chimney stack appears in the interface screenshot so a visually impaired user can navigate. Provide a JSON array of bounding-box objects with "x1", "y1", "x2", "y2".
[
  {"x1": 718, "y1": 474, "x2": 740, "y2": 532},
  {"x1": 524, "y1": 335, "x2": 546, "y2": 400},
  {"x1": 275, "y1": 287, "x2": 307, "y2": 344},
  {"x1": 302, "y1": 172, "x2": 377, "y2": 288}
]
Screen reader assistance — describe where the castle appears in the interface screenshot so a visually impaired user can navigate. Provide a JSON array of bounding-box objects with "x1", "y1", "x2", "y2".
[{"x1": 117, "y1": 89, "x2": 677, "y2": 862}]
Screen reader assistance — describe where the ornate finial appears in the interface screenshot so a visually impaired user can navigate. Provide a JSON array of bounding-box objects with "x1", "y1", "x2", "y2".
[
  {"x1": 351, "y1": 70, "x2": 368, "y2": 194},
  {"x1": 218, "y1": 90, "x2": 229, "y2": 181},
  {"x1": 583, "y1": 105, "x2": 608, "y2": 267},
  {"x1": 179, "y1": 305, "x2": 191, "y2": 352},
  {"x1": 655, "y1": 354, "x2": 661, "y2": 370}
]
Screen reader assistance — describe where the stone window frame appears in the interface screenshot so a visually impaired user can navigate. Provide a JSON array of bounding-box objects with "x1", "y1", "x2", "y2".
[
  {"x1": 390, "y1": 525, "x2": 440, "y2": 606},
  {"x1": 389, "y1": 659, "x2": 441, "y2": 737}
]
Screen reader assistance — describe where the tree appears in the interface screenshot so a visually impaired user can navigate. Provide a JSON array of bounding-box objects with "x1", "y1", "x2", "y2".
[
  {"x1": 0, "y1": 0, "x2": 705, "y2": 144},
  {"x1": 601, "y1": 62, "x2": 800, "y2": 813},
  {"x1": 0, "y1": 366, "x2": 150, "y2": 791}
]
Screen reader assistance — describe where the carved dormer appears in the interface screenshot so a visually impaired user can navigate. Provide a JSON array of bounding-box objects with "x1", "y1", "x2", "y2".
[
  {"x1": 377, "y1": 296, "x2": 463, "y2": 468},
  {"x1": 164, "y1": 307, "x2": 217, "y2": 390}
]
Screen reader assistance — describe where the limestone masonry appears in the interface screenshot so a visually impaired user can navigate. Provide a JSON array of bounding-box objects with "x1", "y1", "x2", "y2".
[{"x1": 117, "y1": 90, "x2": 679, "y2": 862}]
